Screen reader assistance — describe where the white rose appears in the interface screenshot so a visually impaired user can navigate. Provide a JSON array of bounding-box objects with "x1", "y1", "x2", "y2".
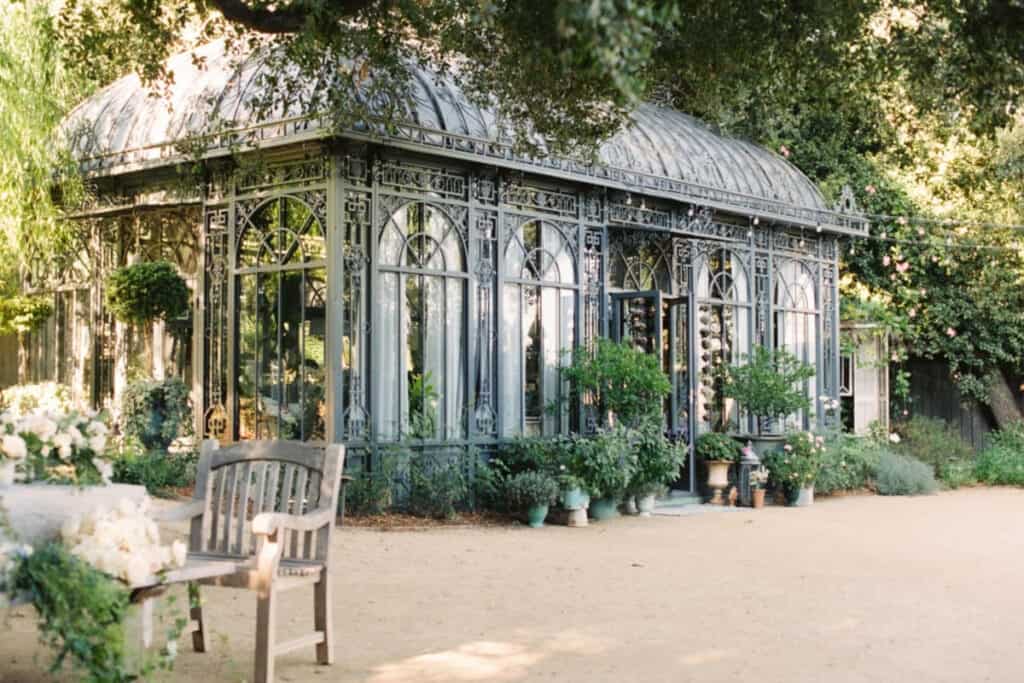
[
  {"x1": 87, "y1": 421, "x2": 109, "y2": 437},
  {"x1": 93, "y1": 458, "x2": 113, "y2": 483},
  {"x1": 88, "y1": 434, "x2": 107, "y2": 454},
  {"x1": 1, "y1": 435, "x2": 27, "y2": 460},
  {"x1": 67, "y1": 425, "x2": 85, "y2": 448},
  {"x1": 888, "y1": 433, "x2": 901, "y2": 444}
]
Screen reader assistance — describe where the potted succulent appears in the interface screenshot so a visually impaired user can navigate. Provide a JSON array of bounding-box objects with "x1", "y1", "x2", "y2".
[
  {"x1": 696, "y1": 432, "x2": 739, "y2": 505},
  {"x1": 570, "y1": 427, "x2": 635, "y2": 521},
  {"x1": 762, "y1": 431, "x2": 824, "y2": 506},
  {"x1": 627, "y1": 420, "x2": 686, "y2": 516},
  {"x1": 750, "y1": 466, "x2": 769, "y2": 508},
  {"x1": 720, "y1": 346, "x2": 816, "y2": 455},
  {"x1": 505, "y1": 471, "x2": 559, "y2": 528}
]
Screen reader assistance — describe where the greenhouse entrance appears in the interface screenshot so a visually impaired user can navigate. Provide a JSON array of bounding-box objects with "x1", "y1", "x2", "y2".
[{"x1": 610, "y1": 290, "x2": 695, "y2": 492}]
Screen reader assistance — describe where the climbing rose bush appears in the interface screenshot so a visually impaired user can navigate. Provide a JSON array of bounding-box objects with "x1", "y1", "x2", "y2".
[{"x1": 61, "y1": 498, "x2": 186, "y2": 586}]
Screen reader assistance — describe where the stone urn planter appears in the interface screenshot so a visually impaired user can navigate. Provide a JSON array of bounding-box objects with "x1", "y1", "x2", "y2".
[
  {"x1": 635, "y1": 493, "x2": 657, "y2": 516},
  {"x1": 705, "y1": 460, "x2": 732, "y2": 505},
  {"x1": 0, "y1": 482, "x2": 149, "y2": 547}
]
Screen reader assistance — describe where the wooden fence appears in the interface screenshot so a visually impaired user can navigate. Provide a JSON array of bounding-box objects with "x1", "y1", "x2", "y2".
[{"x1": 905, "y1": 358, "x2": 996, "y2": 451}]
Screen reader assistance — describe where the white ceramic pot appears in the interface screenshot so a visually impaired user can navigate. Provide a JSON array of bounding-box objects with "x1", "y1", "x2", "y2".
[
  {"x1": 636, "y1": 494, "x2": 656, "y2": 517},
  {"x1": 792, "y1": 485, "x2": 815, "y2": 507}
]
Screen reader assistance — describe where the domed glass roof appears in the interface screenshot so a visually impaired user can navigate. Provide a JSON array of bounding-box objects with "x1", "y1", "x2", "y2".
[{"x1": 65, "y1": 41, "x2": 859, "y2": 231}]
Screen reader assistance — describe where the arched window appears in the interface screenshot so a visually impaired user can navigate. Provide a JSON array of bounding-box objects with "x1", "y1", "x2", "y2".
[
  {"x1": 774, "y1": 258, "x2": 819, "y2": 429},
  {"x1": 374, "y1": 203, "x2": 467, "y2": 440},
  {"x1": 608, "y1": 230, "x2": 674, "y2": 293},
  {"x1": 500, "y1": 220, "x2": 577, "y2": 436},
  {"x1": 235, "y1": 195, "x2": 326, "y2": 441},
  {"x1": 695, "y1": 247, "x2": 751, "y2": 433}
]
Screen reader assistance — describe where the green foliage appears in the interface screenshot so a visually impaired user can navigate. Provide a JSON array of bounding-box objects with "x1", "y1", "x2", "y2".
[
  {"x1": 0, "y1": 294, "x2": 52, "y2": 336},
  {"x1": 975, "y1": 423, "x2": 1024, "y2": 486},
  {"x1": 405, "y1": 451, "x2": 469, "y2": 520},
  {"x1": 13, "y1": 543, "x2": 131, "y2": 682},
  {"x1": 111, "y1": 446, "x2": 197, "y2": 497},
  {"x1": 875, "y1": 451, "x2": 938, "y2": 496},
  {"x1": 561, "y1": 338, "x2": 671, "y2": 427},
  {"x1": 568, "y1": 426, "x2": 635, "y2": 500},
  {"x1": 814, "y1": 433, "x2": 884, "y2": 496},
  {"x1": 893, "y1": 416, "x2": 974, "y2": 484},
  {"x1": 104, "y1": 261, "x2": 190, "y2": 325},
  {"x1": 720, "y1": 345, "x2": 815, "y2": 422},
  {"x1": 504, "y1": 471, "x2": 559, "y2": 510},
  {"x1": 763, "y1": 431, "x2": 824, "y2": 490},
  {"x1": 343, "y1": 455, "x2": 397, "y2": 516},
  {"x1": 121, "y1": 377, "x2": 191, "y2": 451},
  {"x1": 694, "y1": 432, "x2": 739, "y2": 463},
  {"x1": 628, "y1": 420, "x2": 686, "y2": 496}
]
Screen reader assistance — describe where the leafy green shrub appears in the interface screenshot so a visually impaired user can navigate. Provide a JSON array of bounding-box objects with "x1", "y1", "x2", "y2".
[
  {"x1": 0, "y1": 294, "x2": 52, "y2": 336},
  {"x1": 975, "y1": 426, "x2": 1024, "y2": 486},
  {"x1": 763, "y1": 431, "x2": 825, "y2": 493},
  {"x1": 893, "y1": 416, "x2": 974, "y2": 483},
  {"x1": 721, "y1": 345, "x2": 816, "y2": 423},
  {"x1": 344, "y1": 455, "x2": 397, "y2": 516},
  {"x1": 695, "y1": 432, "x2": 740, "y2": 462},
  {"x1": 940, "y1": 459, "x2": 978, "y2": 489},
  {"x1": 122, "y1": 377, "x2": 191, "y2": 451},
  {"x1": 875, "y1": 451, "x2": 938, "y2": 495},
  {"x1": 112, "y1": 447, "x2": 197, "y2": 497},
  {"x1": 504, "y1": 471, "x2": 559, "y2": 509},
  {"x1": 13, "y1": 544, "x2": 131, "y2": 681},
  {"x1": 561, "y1": 338, "x2": 671, "y2": 427},
  {"x1": 814, "y1": 433, "x2": 883, "y2": 495},
  {"x1": 104, "y1": 260, "x2": 190, "y2": 324},
  {"x1": 569, "y1": 426, "x2": 635, "y2": 500},
  {"x1": 628, "y1": 419, "x2": 686, "y2": 496},
  {"x1": 405, "y1": 452, "x2": 469, "y2": 520}
]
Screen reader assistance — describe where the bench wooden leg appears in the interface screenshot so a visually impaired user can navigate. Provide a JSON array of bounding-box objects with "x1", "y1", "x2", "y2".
[
  {"x1": 188, "y1": 582, "x2": 209, "y2": 653},
  {"x1": 254, "y1": 587, "x2": 277, "y2": 683},
  {"x1": 314, "y1": 575, "x2": 333, "y2": 665}
]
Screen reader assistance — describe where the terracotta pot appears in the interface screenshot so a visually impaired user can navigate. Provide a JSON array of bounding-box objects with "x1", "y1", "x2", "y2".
[{"x1": 751, "y1": 488, "x2": 766, "y2": 509}]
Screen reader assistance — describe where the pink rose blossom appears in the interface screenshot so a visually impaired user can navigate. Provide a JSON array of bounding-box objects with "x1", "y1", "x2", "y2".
[
  {"x1": 908, "y1": 308, "x2": 916, "y2": 318},
  {"x1": 946, "y1": 327, "x2": 957, "y2": 338},
  {"x1": 882, "y1": 255, "x2": 891, "y2": 266},
  {"x1": 865, "y1": 184, "x2": 877, "y2": 195}
]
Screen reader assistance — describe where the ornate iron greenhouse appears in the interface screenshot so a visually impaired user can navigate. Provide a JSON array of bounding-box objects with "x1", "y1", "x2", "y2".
[{"x1": 29, "y1": 41, "x2": 866, "y2": 488}]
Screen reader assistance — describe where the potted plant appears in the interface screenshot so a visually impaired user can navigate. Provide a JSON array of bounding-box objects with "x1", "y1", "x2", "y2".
[
  {"x1": 505, "y1": 471, "x2": 559, "y2": 528},
  {"x1": 627, "y1": 420, "x2": 686, "y2": 516},
  {"x1": 695, "y1": 432, "x2": 739, "y2": 505},
  {"x1": 762, "y1": 431, "x2": 824, "y2": 506},
  {"x1": 750, "y1": 466, "x2": 769, "y2": 508},
  {"x1": 570, "y1": 427, "x2": 635, "y2": 521},
  {"x1": 720, "y1": 345, "x2": 816, "y2": 455}
]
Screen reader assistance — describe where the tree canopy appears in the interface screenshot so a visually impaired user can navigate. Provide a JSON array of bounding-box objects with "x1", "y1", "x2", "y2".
[{"x1": 4, "y1": 0, "x2": 1024, "y2": 415}]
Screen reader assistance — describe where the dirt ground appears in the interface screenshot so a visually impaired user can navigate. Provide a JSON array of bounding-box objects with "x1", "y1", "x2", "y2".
[{"x1": 3, "y1": 487, "x2": 1024, "y2": 683}]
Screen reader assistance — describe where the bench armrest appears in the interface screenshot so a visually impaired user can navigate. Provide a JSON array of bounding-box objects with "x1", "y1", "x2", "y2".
[
  {"x1": 251, "y1": 505, "x2": 335, "y2": 536},
  {"x1": 151, "y1": 500, "x2": 205, "y2": 523}
]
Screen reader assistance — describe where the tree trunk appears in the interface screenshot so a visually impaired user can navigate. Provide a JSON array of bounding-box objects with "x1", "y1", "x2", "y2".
[{"x1": 986, "y1": 370, "x2": 1023, "y2": 429}]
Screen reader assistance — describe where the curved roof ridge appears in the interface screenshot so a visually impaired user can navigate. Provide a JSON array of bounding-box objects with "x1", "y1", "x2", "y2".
[{"x1": 64, "y1": 40, "x2": 844, "y2": 225}]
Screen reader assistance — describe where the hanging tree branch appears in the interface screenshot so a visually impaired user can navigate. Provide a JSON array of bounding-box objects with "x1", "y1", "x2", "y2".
[{"x1": 205, "y1": 0, "x2": 377, "y2": 34}]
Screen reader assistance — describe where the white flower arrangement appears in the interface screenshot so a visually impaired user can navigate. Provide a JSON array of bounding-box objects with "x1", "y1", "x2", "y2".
[
  {"x1": 0, "y1": 382, "x2": 72, "y2": 418},
  {"x1": 0, "y1": 407, "x2": 114, "y2": 484},
  {"x1": 61, "y1": 498, "x2": 186, "y2": 586}
]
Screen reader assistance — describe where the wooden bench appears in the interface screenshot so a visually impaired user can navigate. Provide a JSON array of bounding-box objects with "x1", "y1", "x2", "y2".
[{"x1": 143, "y1": 439, "x2": 345, "y2": 683}]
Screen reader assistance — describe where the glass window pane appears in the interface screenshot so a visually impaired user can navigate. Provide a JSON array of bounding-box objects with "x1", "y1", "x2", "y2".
[
  {"x1": 375, "y1": 272, "x2": 401, "y2": 440},
  {"x1": 500, "y1": 284, "x2": 522, "y2": 436}
]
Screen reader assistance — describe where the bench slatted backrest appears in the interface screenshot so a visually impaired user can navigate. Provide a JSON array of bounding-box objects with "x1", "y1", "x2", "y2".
[{"x1": 191, "y1": 439, "x2": 344, "y2": 562}]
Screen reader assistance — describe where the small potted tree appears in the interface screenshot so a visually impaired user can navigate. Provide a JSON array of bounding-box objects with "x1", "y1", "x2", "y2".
[
  {"x1": 695, "y1": 432, "x2": 739, "y2": 505},
  {"x1": 571, "y1": 427, "x2": 635, "y2": 521},
  {"x1": 720, "y1": 345, "x2": 816, "y2": 456},
  {"x1": 762, "y1": 431, "x2": 824, "y2": 506},
  {"x1": 627, "y1": 420, "x2": 687, "y2": 516},
  {"x1": 505, "y1": 471, "x2": 559, "y2": 528}
]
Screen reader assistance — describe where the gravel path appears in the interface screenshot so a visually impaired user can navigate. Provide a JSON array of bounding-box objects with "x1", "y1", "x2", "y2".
[{"x1": 3, "y1": 488, "x2": 1023, "y2": 682}]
